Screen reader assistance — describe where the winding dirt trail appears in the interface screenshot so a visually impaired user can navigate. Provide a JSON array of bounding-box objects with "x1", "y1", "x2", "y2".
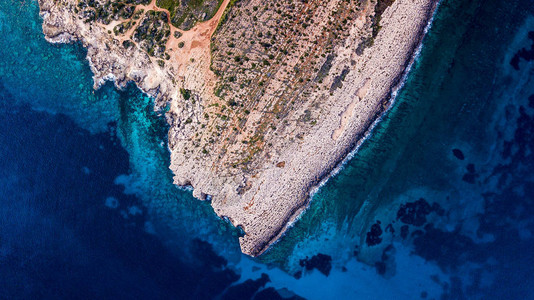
[{"x1": 105, "y1": 0, "x2": 230, "y2": 79}]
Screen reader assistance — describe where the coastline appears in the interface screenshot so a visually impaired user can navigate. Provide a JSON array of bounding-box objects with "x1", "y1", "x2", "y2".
[
  {"x1": 311, "y1": 0, "x2": 442, "y2": 200},
  {"x1": 262, "y1": 0, "x2": 442, "y2": 256},
  {"x1": 38, "y1": 0, "x2": 441, "y2": 257}
]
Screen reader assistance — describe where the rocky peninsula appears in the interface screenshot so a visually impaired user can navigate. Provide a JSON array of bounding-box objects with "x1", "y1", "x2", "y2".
[{"x1": 38, "y1": 0, "x2": 439, "y2": 256}]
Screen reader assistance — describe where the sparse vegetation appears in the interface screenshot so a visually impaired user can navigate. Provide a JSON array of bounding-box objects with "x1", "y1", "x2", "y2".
[
  {"x1": 132, "y1": 10, "x2": 171, "y2": 58},
  {"x1": 77, "y1": 0, "x2": 148, "y2": 25},
  {"x1": 156, "y1": 0, "x2": 224, "y2": 30},
  {"x1": 207, "y1": 0, "x2": 365, "y2": 168}
]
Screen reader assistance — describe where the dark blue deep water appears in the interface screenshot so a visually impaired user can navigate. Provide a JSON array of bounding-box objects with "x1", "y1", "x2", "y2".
[
  {"x1": 1, "y1": 0, "x2": 534, "y2": 299},
  {"x1": 0, "y1": 94, "x2": 237, "y2": 299}
]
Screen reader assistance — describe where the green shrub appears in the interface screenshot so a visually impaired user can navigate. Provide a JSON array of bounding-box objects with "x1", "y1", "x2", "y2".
[{"x1": 180, "y1": 88, "x2": 191, "y2": 100}]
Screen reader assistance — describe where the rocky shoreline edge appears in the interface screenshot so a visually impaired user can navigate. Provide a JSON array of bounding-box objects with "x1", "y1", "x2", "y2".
[
  {"x1": 264, "y1": 0, "x2": 442, "y2": 256},
  {"x1": 240, "y1": 0, "x2": 440, "y2": 257}
]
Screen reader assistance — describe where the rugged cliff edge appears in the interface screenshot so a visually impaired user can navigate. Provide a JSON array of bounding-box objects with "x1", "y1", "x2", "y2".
[{"x1": 39, "y1": 0, "x2": 438, "y2": 256}]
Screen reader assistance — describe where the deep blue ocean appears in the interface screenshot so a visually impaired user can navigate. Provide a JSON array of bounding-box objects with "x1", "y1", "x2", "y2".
[{"x1": 1, "y1": 0, "x2": 534, "y2": 299}]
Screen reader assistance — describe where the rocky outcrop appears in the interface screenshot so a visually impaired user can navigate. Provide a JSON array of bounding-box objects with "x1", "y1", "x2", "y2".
[{"x1": 39, "y1": 0, "x2": 438, "y2": 256}]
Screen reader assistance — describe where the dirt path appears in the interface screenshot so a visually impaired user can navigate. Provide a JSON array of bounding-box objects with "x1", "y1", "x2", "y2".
[
  {"x1": 165, "y1": 0, "x2": 230, "y2": 97},
  {"x1": 104, "y1": 0, "x2": 230, "y2": 62},
  {"x1": 167, "y1": 0, "x2": 230, "y2": 54}
]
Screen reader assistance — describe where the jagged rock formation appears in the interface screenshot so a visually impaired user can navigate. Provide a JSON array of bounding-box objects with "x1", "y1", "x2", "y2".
[{"x1": 39, "y1": 0, "x2": 438, "y2": 256}]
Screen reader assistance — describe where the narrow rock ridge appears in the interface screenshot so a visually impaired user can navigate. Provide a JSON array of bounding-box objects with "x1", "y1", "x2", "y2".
[{"x1": 38, "y1": 0, "x2": 438, "y2": 256}]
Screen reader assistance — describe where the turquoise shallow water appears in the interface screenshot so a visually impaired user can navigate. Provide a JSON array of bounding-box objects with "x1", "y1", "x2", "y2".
[
  {"x1": 1, "y1": 0, "x2": 239, "y2": 251},
  {"x1": 1, "y1": 0, "x2": 534, "y2": 298}
]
